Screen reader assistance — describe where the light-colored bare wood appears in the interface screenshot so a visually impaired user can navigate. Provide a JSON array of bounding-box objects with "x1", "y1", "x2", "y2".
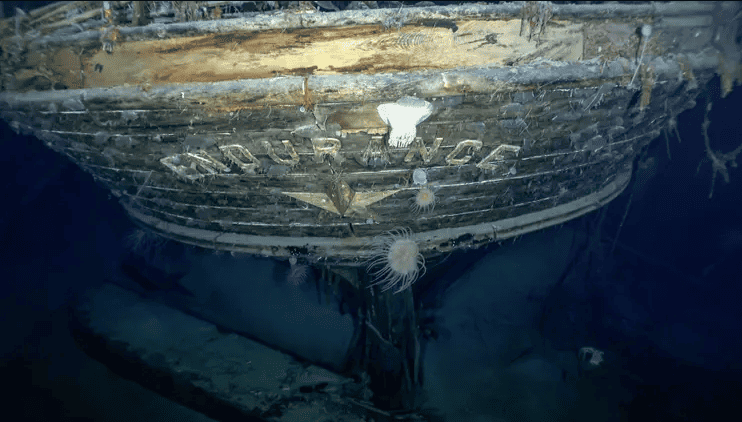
[{"x1": 65, "y1": 19, "x2": 583, "y2": 89}]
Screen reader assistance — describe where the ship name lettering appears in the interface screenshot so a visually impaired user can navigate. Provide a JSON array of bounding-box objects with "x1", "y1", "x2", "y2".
[
  {"x1": 219, "y1": 144, "x2": 260, "y2": 174},
  {"x1": 405, "y1": 136, "x2": 442, "y2": 164},
  {"x1": 311, "y1": 137, "x2": 342, "y2": 162},
  {"x1": 476, "y1": 144, "x2": 521, "y2": 171},
  {"x1": 160, "y1": 137, "x2": 521, "y2": 180},
  {"x1": 264, "y1": 139, "x2": 299, "y2": 166},
  {"x1": 446, "y1": 140, "x2": 482, "y2": 165}
]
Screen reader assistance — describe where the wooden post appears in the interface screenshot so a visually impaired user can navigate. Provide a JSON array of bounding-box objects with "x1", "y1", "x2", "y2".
[{"x1": 361, "y1": 272, "x2": 420, "y2": 411}]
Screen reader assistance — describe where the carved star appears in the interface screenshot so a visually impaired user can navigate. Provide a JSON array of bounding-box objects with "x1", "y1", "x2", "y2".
[{"x1": 283, "y1": 189, "x2": 400, "y2": 216}]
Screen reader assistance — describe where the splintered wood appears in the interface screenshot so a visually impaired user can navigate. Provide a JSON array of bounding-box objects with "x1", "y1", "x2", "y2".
[{"x1": 38, "y1": 19, "x2": 583, "y2": 90}]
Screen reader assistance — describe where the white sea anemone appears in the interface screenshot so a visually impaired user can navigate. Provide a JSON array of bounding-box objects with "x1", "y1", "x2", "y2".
[
  {"x1": 411, "y1": 186, "x2": 437, "y2": 214},
  {"x1": 287, "y1": 255, "x2": 310, "y2": 286},
  {"x1": 125, "y1": 228, "x2": 166, "y2": 259},
  {"x1": 366, "y1": 228, "x2": 425, "y2": 293}
]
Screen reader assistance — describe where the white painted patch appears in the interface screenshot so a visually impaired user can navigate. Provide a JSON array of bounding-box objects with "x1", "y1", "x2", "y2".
[{"x1": 377, "y1": 97, "x2": 434, "y2": 148}]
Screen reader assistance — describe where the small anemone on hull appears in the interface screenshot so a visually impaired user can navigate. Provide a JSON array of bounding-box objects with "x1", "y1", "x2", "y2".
[
  {"x1": 366, "y1": 228, "x2": 426, "y2": 294},
  {"x1": 124, "y1": 228, "x2": 167, "y2": 261},
  {"x1": 287, "y1": 255, "x2": 310, "y2": 286},
  {"x1": 411, "y1": 186, "x2": 437, "y2": 214}
]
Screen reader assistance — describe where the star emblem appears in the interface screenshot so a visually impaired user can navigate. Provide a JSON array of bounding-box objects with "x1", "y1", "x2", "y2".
[{"x1": 283, "y1": 189, "x2": 400, "y2": 216}]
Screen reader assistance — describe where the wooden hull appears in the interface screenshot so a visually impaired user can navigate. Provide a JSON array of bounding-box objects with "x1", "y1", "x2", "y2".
[{"x1": 1, "y1": 2, "x2": 740, "y2": 265}]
